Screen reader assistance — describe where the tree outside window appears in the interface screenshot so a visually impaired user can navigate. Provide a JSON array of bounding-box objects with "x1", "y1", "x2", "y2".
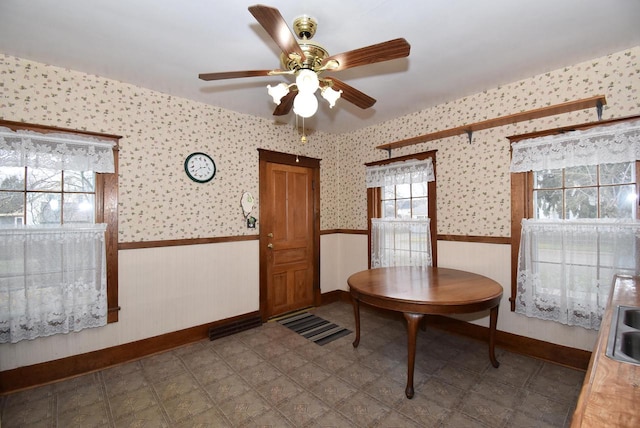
[{"x1": 533, "y1": 162, "x2": 636, "y2": 220}]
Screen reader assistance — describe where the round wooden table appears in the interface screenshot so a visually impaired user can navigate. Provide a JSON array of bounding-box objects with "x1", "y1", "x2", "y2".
[{"x1": 347, "y1": 266, "x2": 503, "y2": 398}]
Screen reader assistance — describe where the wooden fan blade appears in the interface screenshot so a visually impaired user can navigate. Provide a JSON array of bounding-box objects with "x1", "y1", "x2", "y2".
[
  {"x1": 248, "y1": 4, "x2": 306, "y2": 61},
  {"x1": 326, "y1": 77, "x2": 376, "y2": 109},
  {"x1": 199, "y1": 70, "x2": 275, "y2": 81},
  {"x1": 273, "y1": 91, "x2": 296, "y2": 116},
  {"x1": 321, "y1": 38, "x2": 410, "y2": 71}
]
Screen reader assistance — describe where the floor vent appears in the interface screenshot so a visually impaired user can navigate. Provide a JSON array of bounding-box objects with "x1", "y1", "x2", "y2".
[{"x1": 208, "y1": 314, "x2": 262, "y2": 341}]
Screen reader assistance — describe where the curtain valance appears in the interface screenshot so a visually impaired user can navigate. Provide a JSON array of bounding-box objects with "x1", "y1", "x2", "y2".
[
  {"x1": 510, "y1": 119, "x2": 640, "y2": 173},
  {"x1": 366, "y1": 158, "x2": 434, "y2": 188},
  {"x1": 0, "y1": 126, "x2": 116, "y2": 172}
]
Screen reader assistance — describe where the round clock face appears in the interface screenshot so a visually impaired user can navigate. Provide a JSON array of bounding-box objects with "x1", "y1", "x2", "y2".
[{"x1": 184, "y1": 152, "x2": 216, "y2": 183}]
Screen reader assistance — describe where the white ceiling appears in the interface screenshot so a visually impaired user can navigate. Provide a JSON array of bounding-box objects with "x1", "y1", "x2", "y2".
[{"x1": 1, "y1": 0, "x2": 639, "y2": 134}]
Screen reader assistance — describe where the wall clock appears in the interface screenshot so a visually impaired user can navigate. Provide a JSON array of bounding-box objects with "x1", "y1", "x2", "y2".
[{"x1": 184, "y1": 152, "x2": 216, "y2": 183}]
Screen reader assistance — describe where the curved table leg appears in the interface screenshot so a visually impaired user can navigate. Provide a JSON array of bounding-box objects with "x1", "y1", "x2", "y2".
[
  {"x1": 352, "y1": 298, "x2": 360, "y2": 348},
  {"x1": 489, "y1": 305, "x2": 500, "y2": 368},
  {"x1": 403, "y1": 312, "x2": 424, "y2": 399}
]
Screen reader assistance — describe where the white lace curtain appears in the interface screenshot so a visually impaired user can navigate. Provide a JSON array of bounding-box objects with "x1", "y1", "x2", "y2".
[
  {"x1": 0, "y1": 225, "x2": 108, "y2": 343},
  {"x1": 510, "y1": 118, "x2": 640, "y2": 172},
  {"x1": 0, "y1": 127, "x2": 113, "y2": 343},
  {"x1": 367, "y1": 158, "x2": 434, "y2": 268},
  {"x1": 512, "y1": 118, "x2": 640, "y2": 329},
  {"x1": 365, "y1": 158, "x2": 435, "y2": 188},
  {"x1": 371, "y1": 218, "x2": 432, "y2": 268},
  {"x1": 516, "y1": 219, "x2": 640, "y2": 330},
  {"x1": 0, "y1": 126, "x2": 116, "y2": 173}
]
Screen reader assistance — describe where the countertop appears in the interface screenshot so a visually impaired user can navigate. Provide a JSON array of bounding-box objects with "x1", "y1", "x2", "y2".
[{"x1": 571, "y1": 275, "x2": 640, "y2": 427}]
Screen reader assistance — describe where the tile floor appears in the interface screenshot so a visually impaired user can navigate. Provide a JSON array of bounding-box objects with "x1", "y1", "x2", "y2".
[{"x1": 0, "y1": 301, "x2": 585, "y2": 427}]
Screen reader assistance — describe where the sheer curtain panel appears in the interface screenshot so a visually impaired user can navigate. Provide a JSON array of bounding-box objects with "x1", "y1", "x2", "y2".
[
  {"x1": 512, "y1": 119, "x2": 640, "y2": 329},
  {"x1": 0, "y1": 127, "x2": 114, "y2": 342},
  {"x1": 516, "y1": 220, "x2": 640, "y2": 330},
  {"x1": 371, "y1": 218, "x2": 432, "y2": 268},
  {"x1": 0, "y1": 225, "x2": 108, "y2": 343},
  {"x1": 366, "y1": 158, "x2": 434, "y2": 268}
]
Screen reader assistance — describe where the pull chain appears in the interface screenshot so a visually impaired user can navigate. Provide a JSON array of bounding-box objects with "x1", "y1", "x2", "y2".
[
  {"x1": 294, "y1": 114, "x2": 306, "y2": 163},
  {"x1": 301, "y1": 115, "x2": 307, "y2": 144}
]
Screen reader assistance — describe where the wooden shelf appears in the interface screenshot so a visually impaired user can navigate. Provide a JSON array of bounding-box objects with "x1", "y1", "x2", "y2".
[
  {"x1": 506, "y1": 114, "x2": 640, "y2": 143},
  {"x1": 376, "y1": 95, "x2": 606, "y2": 152}
]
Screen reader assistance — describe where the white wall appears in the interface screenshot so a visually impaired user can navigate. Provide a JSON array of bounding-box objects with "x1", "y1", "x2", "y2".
[{"x1": 320, "y1": 234, "x2": 342, "y2": 293}]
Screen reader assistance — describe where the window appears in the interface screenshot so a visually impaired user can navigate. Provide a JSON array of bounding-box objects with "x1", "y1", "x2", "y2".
[
  {"x1": 366, "y1": 151, "x2": 437, "y2": 267},
  {"x1": 0, "y1": 121, "x2": 120, "y2": 342},
  {"x1": 382, "y1": 181, "x2": 429, "y2": 219},
  {"x1": 532, "y1": 162, "x2": 636, "y2": 220},
  {"x1": 510, "y1": 117, "x2": 640, "y2": 329},
  {"x1": 1, "y1": 168, "x2": 97, "y2": 225}
]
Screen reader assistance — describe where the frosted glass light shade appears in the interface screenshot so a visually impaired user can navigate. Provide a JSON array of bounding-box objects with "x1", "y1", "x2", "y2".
[
  {"x1": 295, "y1": 69, "x2": 319, "y2": 94},
  {"x1": 267, "y1": 83, "x2": 290, "y2": 105},
  {"x1": 321, "y1": 86, "x2": 342, "y2": 108},
  {"x1": 293, "y1": 92, "x2": 318, "y2": 118}
]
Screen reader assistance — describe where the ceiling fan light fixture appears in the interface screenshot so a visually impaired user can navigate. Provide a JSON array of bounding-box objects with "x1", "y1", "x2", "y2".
[
  {"x1": 267, "y1": 82, "x2": 290, "y2": 105},
  {"x1": 199, "y1": 6, "x2": 411, "y2": 120},
  {"x1": 293, "y1": 92, "x2": 318, "y2": 118},
  {"x1": 321, "y1": 86, "x2": 342, "y2": 108},
  {"x1": 295, "y1": 69, "x2": 319, "y2": 94}
]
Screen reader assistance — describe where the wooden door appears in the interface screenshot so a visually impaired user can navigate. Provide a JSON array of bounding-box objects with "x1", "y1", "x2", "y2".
[{"x1": 259, "y1": 150, "x2": 320, "y2": 320}]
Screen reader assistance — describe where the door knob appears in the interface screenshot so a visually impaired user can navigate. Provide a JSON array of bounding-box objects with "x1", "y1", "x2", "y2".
[
  {"x1": 267, "y1": 233, "x2": 273, "y2": 238},
  {"x1": 267, "y1": 243, "x2": 273, "y2": 249}
]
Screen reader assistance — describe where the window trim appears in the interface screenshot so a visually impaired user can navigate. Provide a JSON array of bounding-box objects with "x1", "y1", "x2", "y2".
[
  {"x1": 508, "y1": 115, "x2": 640, "y2": 312},
  {"x1": 0, "y1": 119, "x2": 121, "y2": 322},
  {"x1": 366, "y1": 150, "x2": 438, "y2": 268}
]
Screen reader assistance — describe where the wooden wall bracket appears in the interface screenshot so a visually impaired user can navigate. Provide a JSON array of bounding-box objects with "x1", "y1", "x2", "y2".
[{"x1": 376, "y1": 95, "x2": 607, "y2": 152}]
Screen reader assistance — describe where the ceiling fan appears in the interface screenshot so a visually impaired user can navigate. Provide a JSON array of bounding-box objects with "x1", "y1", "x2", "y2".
[{"x1": 198, "y1": 4, "x2": 411, "y2": 118}]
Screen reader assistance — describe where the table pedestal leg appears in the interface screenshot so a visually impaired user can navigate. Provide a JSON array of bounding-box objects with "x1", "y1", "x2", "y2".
[
  {"x1": 403, "y1": 312, "x2": 424, "y2": 399},
  {"x1": 489, "y1": 305, "x2": 500, "y2": 368},
  {"x1": 352, "y1": 298, "x2": 360, "y2": 348}
]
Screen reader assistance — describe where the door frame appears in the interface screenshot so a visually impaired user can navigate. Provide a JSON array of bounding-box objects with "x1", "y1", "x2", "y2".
[{"x1": 258, "y1": 149, "x2": 321, "y2": 322}]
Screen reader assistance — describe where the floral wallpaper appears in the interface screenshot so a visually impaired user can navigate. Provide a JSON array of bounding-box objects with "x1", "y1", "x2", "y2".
[
  {"x1": 1, "y1": 47, "x2": 638, "y2": 240},
  {"x1": 0, "y1": 55, "x2": 337, "y2": 241},
  {"x1": 338, "y1": 47, "x2": 640, "y2": 235}
]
